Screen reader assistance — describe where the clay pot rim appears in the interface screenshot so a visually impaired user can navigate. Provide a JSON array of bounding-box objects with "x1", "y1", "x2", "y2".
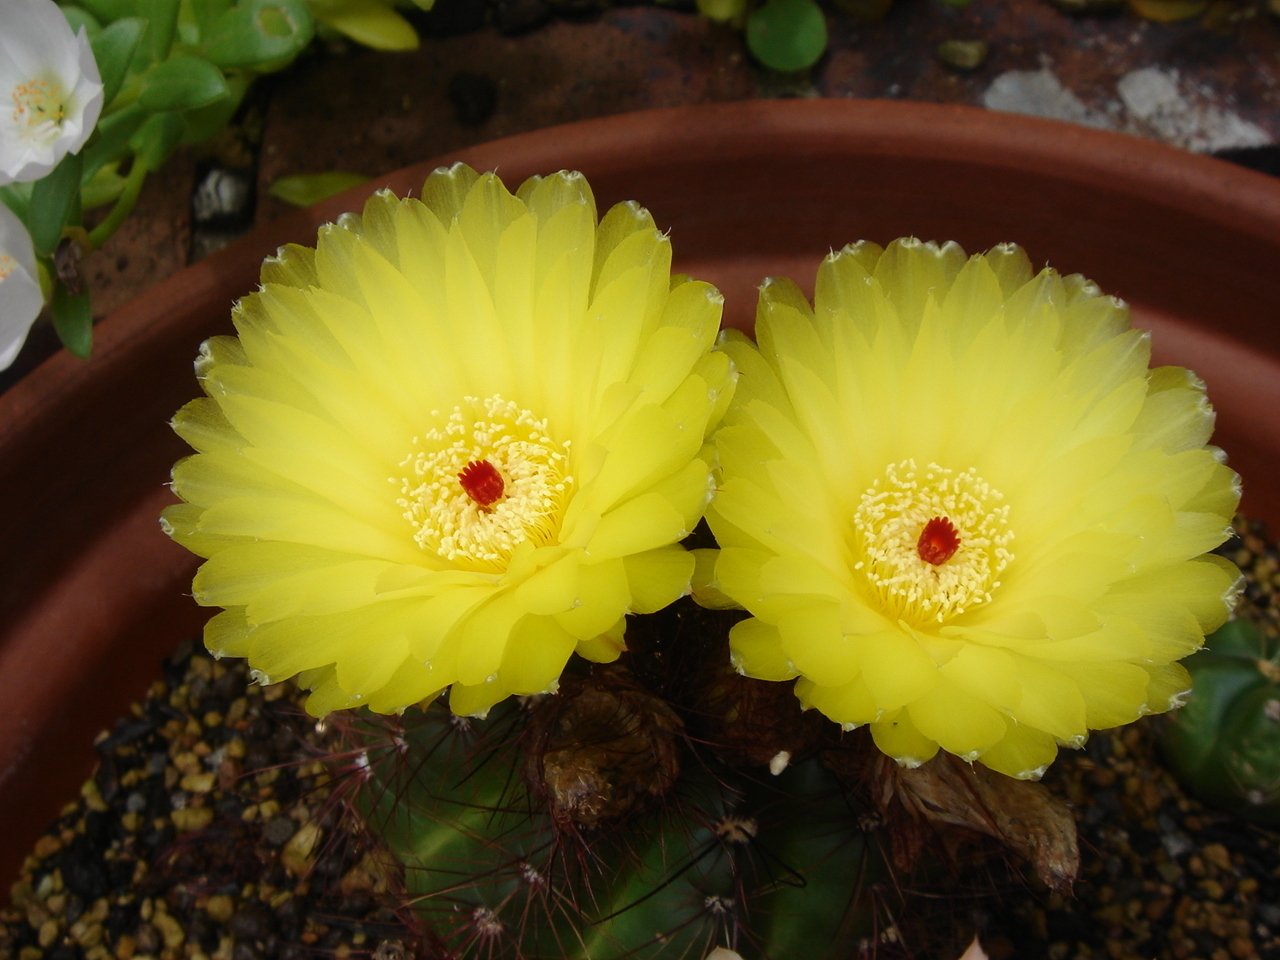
[{"x1": 8, "y1": 97, "x2": 1280, "y2": 438}]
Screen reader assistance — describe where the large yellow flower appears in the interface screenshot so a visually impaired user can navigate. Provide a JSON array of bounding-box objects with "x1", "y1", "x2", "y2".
[
  {"x1": 163, "y1": 164, "x2": 733, "y2": 718},
  {"x1": 705, "y1": 238, "x2": 1241, "y2": 779}
]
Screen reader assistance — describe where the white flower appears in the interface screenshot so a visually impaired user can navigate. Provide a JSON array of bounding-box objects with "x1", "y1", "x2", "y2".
[
  {"x1": 0, "y1": 202, "x2": 44, "y2": 368},
  {"x1": 0, "y1": 0, "x2": 105, "y2": 185}
]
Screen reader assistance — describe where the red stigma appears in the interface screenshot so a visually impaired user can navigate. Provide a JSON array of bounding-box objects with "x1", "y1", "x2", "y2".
[
  {"x1": 458, "y1": 459, "x2": 505, "y2": 508},
  {"x1": 917, "y1": 516, "x2": 960, "y2": 566}
]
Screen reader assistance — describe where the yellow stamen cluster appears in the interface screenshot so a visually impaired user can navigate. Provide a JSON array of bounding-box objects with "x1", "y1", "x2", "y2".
[
  {"x1": 853, "y1": 460, "x2": 1013, "y2": 623},
  {"x1": 10, "y1": 78, "x2": 66, "y2": 134},
  {"x1": 395, "y1": 395, "x2": 572, "y2": 570}
]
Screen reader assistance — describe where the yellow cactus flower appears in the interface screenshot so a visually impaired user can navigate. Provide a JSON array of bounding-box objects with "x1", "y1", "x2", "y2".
[
  {"x1": 706, "y1": 238, "x2": 1241, "y2": 779},
  {"x1": 163, "y1": 164, "x2": 734, "y2": 719}
]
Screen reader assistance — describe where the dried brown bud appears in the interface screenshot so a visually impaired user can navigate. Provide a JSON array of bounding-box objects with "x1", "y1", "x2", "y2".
[
  {"x1": 698, "y1": 671, "x2": 825, "y2": 771},
  {"x1": 867, "y1": 751, "x2": 1080, "y2": 892},
  {"x1": 523, "y1": 666, "x2": 682, "y2": 830}
]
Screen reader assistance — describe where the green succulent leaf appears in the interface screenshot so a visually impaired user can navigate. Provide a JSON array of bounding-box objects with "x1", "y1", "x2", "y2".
[
  {"x1": 29, "y1": 153, "x2": 84, "y2": 257},
  {"x1": 89, "y1": 17, "x2": 147, "y2": 110},
  {"x1": 268, "y1": 171, "x2": 370, "y2": 207},
  {"x1": 79, "y1": 0, "x2": 138, "y2": 21},
  {"x1": 60, "y1": 6, "x2": 103, "y2": 37},
  {"x1": 140, "y1": 0, "x2": 182, "y2": 61},
  {"x1": 200, "y1": 0, "x2": 314, "y2": 69},
  {"x1": 129, "y1": 111, "x2": 185, "y2": 171},
  {"x1": 746, "y1": 0, "x2": 828, "y2": 73},
  {"x1": 51, "y1": 283, "x2": 94, "y2": 360},
  {"x1": 0, "y1": 183, "x2": 34, "y2": 225},
  {"x1": 309, "y1": 0, "x2": 419, "y2": 50},
  {"x1": 80, "y1": 103, "x2": 147, "y2": 183},
  {"x1": 81, "y1": 163, "x2": 129, "y2": 210},
  {"x1": 136, "y1": 55, "x2": 230, "y2": 112},
  {"x1": 188, "y1": 0, "x2": 237, "y2": 35},
  {"x1": 180, "y1": 72, "x2": 252, "y2": 145}
]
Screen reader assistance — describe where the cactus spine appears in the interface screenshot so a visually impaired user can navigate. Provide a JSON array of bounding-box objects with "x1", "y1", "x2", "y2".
[{"x1": 343, "y1": 603, "x2": 881, "y2": 960}]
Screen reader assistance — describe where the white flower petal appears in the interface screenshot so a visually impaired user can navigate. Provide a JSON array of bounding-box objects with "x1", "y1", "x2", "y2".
[
  {"x1": 0, "y1": 0, "x2": 104, "y2": 185},
  {"x1": 0, "y1": 203, "x2": 43, "y2": 369}
]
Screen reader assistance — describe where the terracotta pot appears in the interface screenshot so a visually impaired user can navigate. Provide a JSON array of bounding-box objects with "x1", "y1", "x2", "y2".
[{"x1": 3, "y1": 99, "x2": 1280, "y2": 886}]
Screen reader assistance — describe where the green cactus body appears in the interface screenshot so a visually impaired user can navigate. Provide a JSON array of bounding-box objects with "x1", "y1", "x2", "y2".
[
  {"x1": 352, "y1": 698, "x2": 876, "y2": 960},
  {"x1": 1163, "y1": 617, "x2": 1280, "y2": 824}
]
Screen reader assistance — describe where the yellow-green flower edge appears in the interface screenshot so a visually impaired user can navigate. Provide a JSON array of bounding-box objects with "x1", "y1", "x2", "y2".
[
  {"x1": 706, "y1": 238, "x2": 1241, "y2": 779},
  {"x1": 163, "y1": 164, "x2": 734, "y2": 719}
]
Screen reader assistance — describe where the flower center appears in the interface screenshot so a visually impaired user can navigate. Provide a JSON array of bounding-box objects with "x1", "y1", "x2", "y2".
[
  {"x1": 917, "y1": 516, "x2": 960, "y2": 565},
  {"x1": 0, "y1": 255, "x2": 16, "y2": 282},
  {"x1": 852, "y1": 460, "x2": 1014, "y2": 624},
  {"x1": 458, "y1": 459, "x2": 505, "y2": 509},
  {"x1": 10, "y1": 77, "x2": 67, "y2": 139},
  {"x1": 395, "y1": 395, "x2": 572, "y2": 569}
]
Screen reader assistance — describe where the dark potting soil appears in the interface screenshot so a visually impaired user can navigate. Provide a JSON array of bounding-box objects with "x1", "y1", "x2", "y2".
[
  {"x1": 1, "y1": 643, "x2": 412, "y2": 960},
  {"x1": 3, "y1": 523, "x2": 1280, "y2": 960}
]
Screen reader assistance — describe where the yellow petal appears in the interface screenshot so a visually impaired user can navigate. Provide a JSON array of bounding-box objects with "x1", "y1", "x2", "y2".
[
  {"x1": 575, "y1": 616, "x2": 627, "y2": 662},
  {"x1": 908, "y1": 680, "x2": 1007, "y2": 761},
  {"x1": 554, "y1": 559, "x2": 630, "y2": 640},
  {"x1": 778, "y1": 601, "x2": 857, "y2": 686},
  {"x1": 622, "y1": 545, "x2": 695, "y2": 615},
  {"x1": 870, "y1": 711, "x2": 940, "y2": 768},
  {"x1": 366, "y1": 658, "x2": 443, "y2": 714},
  {"x1": 796, "y1": 674, "x2": 879, "y2": 727},
  {"x1": 977, "y1": 723, "x2": 1059, "y2": 780},
  {"x1": 511, "y1": 552, "x2": 581, "y2": 616},
  {"x1": 204, "y1": 607, "x2": 252, "y2": 659},
  {"x1": 729, "y1": 617, "x2": 798, "y2": 681},
  {"x1": 499, "y1": 615, "x2": 579, "y2": 694},
  {"x1": 448, "y1": 677, "x2": 508, "y2": 718},
  {"x1": 450, "y1": 594, "x2": 526, "y2": 686},
  {"x1": 856, "y1": 629, "x2": 939, "y2": 713}
]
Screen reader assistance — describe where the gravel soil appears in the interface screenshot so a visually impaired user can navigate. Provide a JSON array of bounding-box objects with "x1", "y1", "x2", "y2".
[{"x1": 0, "y1": 644, "x2": 412, "y2": 960}]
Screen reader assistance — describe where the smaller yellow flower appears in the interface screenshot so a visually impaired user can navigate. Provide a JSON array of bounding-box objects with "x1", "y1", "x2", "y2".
[
  {"x1": 164, "y1": 164, "x2": 734, "y2": 718},
  {"x1": 706, "y1": 238, "x2": 1241, "y2": 779}
]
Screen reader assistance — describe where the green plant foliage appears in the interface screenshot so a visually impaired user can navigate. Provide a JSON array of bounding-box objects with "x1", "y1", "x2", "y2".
[
  {"x1": 60, "y1": 5, "x2": 104, "y2": 35},
  {"x1": 78, "y1": 0, "x2": 137, "y2": 22},
  {"x1": 268, "y1": 171, "x2": 370, "y2": 206},
  {"x1": 129, "y1": 111, "x2": 186, "y2": 171},
  {"x1": 51, "y1": 283, "x2": 94, "y2": 360},
  {"x1": 80, "y1": 104, "x2": 147, "y2": 183},
  {"x1": 137, "y1": 55, "x2": 231, "y2": 111},
  {"x1": 746, "y1": 0, "x2": 828, "y2": 72},
  {"x1": 29, "y1": 153, "x2": 84, "y2": 257},
  {"x1": 306, "y1": 0, "x2": 420, "y2": 50},
  {"x1": 140, "y1": 0, "x2": 183, "y2": 61},
  {"x1": 89, "y1": 17, "x2": 147, "y2": 108},
  {"x1": 80, "y1": 163, "x2": 128, "y2": 210},
  {"x1": 199, "y1": 0, "x2": 315, "y2": 69},
  {"x1": 179, "y1": 72, "x2": 253, "y2": 144},
  {"x1": 1162, "y1": 617, "x2": 1280, "y2": 824}
]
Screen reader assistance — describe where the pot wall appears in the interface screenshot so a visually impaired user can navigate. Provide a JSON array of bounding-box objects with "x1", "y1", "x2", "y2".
[{"x1": 3, "y1": 99, "x2": 1279, "y2": 885}]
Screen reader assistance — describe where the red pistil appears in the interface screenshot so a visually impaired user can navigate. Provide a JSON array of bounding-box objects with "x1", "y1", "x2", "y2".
[
  {"x1": 458, "y1": 459, "x2": 505, "y2": 508},
  {"x1": 917, "y1": 516, "x2": 960, "y2": 566}
]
